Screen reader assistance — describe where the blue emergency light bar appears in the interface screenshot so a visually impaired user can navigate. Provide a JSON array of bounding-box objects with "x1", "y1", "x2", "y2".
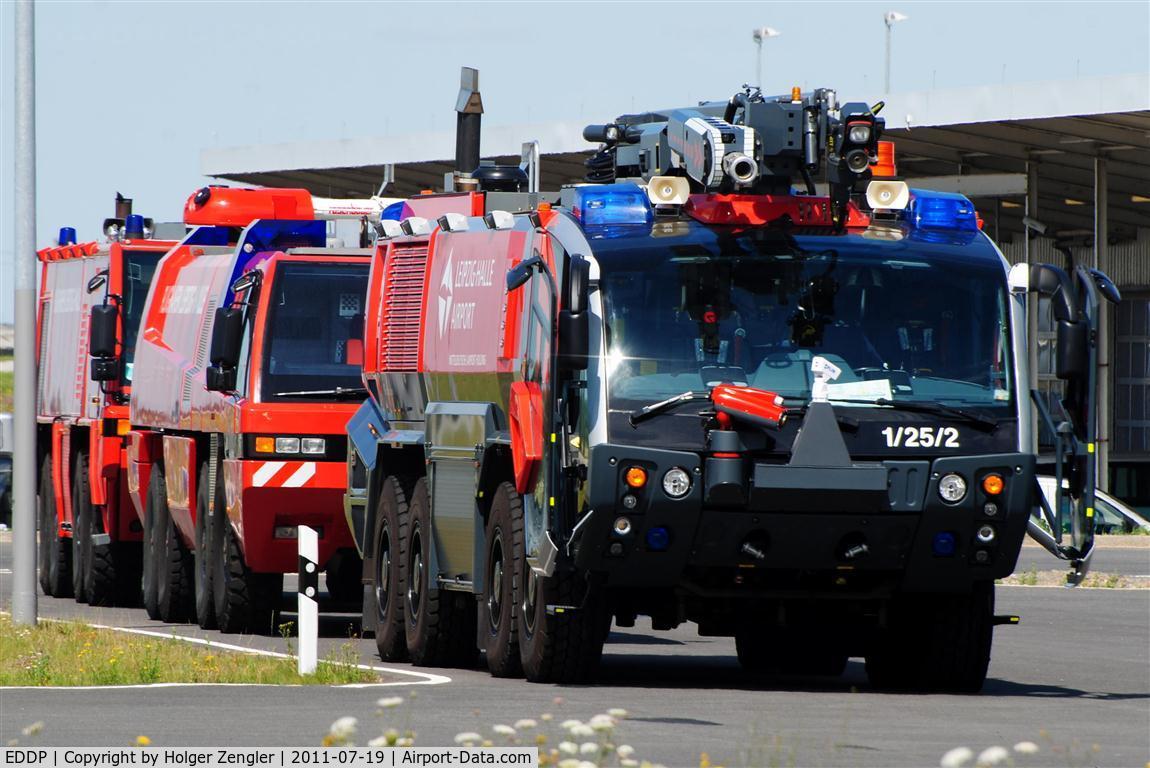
[
  {"x1": 571, "y1": 183, "x2": 653, "y2": 227},
  {"x1": 908, "y1": 189, "x2": 979, "y2": 232}
]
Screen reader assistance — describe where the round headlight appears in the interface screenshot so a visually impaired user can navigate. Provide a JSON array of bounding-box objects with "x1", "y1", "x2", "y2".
[
  {"x1": 662, "y1": 467, "x2": 691, "y2": 498},
  {"x1": 938, "y1": 473, "x2": 967, "y2": 503},
  {"x1": 848, "y1": 124, "x2": 872, "y2": 144}
]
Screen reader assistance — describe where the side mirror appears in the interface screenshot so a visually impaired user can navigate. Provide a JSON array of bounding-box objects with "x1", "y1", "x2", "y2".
[
  {"x1": 206, "y1": 307, "x2": 244, "y2": 393},
  {"x1": 506, "y1": 254, "x2": 543, "y2": 292},
  {"x1": 566, "y1": 254, "x2": 590, "y2": 314},
  {"x1": 209, "y1": 307, "x2": 244, "y2": 369},
  {"x1": 1055, "y1": 319, "x2": 1088, "y2": 381},
  {"x1": 557, "y1": 310, "x2": 589, "y2": 371},
  {"x1": 89, "y1": 304, "x2": 119, "y2": 358}
]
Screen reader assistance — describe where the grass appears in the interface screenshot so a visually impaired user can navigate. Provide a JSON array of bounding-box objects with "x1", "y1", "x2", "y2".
[
  {"x1": 998, "y1": 569, "x2": 1145, "y2": 588},
  {"x1": 0, "y1": 614, "x2": 381, "y2": 686},
  {"x1": 1, "y1": 354, "x2": 12, "y2": 412}
]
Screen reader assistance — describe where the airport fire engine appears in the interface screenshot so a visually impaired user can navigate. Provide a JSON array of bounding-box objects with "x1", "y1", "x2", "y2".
[
  {"x1": 123, "y1": 186, "x2": 400, "y2": 632},
  {"x1": 346, "y1": 79, "x2": 1118, "y2": 691},
  {"x1": 35, "y1": 195, "x2": 176, "y2": 605}
]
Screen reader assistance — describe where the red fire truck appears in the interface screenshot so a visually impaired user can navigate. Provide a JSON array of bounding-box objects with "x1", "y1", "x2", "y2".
[
  {"x1": 35, "y1": 196, "x2": 178, "y2": 605},
  {"x1": 345, "y1": 83, "x2": 1117, "y2": 691},
  {"x1": 128, "y1": 186, "x2": 385, "y2": 633}
]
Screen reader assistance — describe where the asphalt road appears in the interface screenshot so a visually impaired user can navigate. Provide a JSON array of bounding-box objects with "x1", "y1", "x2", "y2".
[
  {"x1": 1016, "y1": 540, "x2": 1150, "y2": 578},
  {"x1": 3, "y1": 538, "x2": 1149, "y2": 767}
]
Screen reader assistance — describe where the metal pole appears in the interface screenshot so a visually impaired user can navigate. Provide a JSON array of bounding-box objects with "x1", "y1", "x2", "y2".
[
  {"x1": 884, "y1": 23, "x2": 892, "y2": 94},
  {"x1": 1094, "y1": 155, "x2": 1110, "y2": 491},
  {"x1": 12, "y1": 0, "x2": 38, "y2": 625},
  {"x1": 756, "y1": 39, "x2": 762, "y2": 87},
  {"x1": 1025, "y1": 160, "x2": 1040, "y2": 455}
]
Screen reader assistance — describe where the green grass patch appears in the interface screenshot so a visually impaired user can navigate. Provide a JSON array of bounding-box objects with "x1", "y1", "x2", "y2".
[
  {"x1": 0, "y1": 615, "x2": 381, "y2": 686},
  {"x1": 0, "y1": 367, "x2": 12, "y2": 412}
]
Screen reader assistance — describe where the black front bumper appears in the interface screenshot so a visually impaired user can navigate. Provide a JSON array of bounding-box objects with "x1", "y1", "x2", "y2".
[{"x1": 576, "y1": 444, "x2": 1034, "y2": 595}]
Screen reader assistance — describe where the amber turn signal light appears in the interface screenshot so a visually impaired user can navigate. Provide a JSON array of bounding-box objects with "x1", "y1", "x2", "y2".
[
  {"x1": 624, "y1": 466, "x2": 648, "y2": 488},
  {"x1": 254, "y1": 436, "x2": 276, "y2": 453},
  {"x1": 982, "y1": 473, "x2": 1004, "y2": 496}
]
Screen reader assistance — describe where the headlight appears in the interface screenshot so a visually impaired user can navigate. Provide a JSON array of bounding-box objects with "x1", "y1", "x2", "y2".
[
  {"x1": 662, "y1": 467, "x2": 691, "y2": 498},
  {"x1": 938, "y1": 473, "x2": 967, "y2": 504},
  {"x1": 848, "y1": 124, "x2": 872, "y2": 143},
  {"x1": 275, "y1": 437, "x2": 300, "y2": 454},
  {"x1": 301, "y1": 438, "x2": 326, "y2": 455}
]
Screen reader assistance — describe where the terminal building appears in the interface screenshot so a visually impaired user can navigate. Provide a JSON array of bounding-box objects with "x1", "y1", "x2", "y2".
[{"x1": 201, "y1": 74, "x2": 1150, "y2": 513}]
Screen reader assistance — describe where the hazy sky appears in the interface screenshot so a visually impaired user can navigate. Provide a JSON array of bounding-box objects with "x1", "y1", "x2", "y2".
[{"x1": 2, "y1": 0, "x2": 1148, "y2": 322}]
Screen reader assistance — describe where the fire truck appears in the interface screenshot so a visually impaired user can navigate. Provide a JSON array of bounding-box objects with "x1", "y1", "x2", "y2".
[
  {"x1": 35, "y1": 195, "x2": 178, "y2": 605},
  {"x1": 127, "y1": 186, "x2": 394, "y2": 633},
  {"x1": 344, "y1": 84, "x2": 1116, "y2": 691}
]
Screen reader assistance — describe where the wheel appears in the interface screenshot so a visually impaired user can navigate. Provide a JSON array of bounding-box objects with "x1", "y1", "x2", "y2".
[
  {"x1": 482, "y1": 483, "x2": 523, "y2": 678},
  {"x1": 865, "y1": 582, "x2": 995, "y2": 693},
  {"x1": 403, "y1": 477, "x2": 477, "y2": 667},
  {"x1": 517, "y1": 527, "x2": 610, "y2": 683},
  {"x1": 735, "y1": 628, "x2": 848, "y2": 677},
  {"x1": 193, "y1": 463, "x2": 217, "y2": 629},
  {"x1": 153, "y1": 465, "x2": 194, "y2": 624},
  {"x1": 213, "y1": 500, "x2": 283, "y2": 635},
  {"x1": 325, "y1": 549, "x2": 364, "y2": 606},
  {"x1": 71, "y1": 453, "x2": 92, "y2": 604},
  {"x1": 142, "y1": 468, "x2": 161, "y2": 619},
  {"x1": 372, "y1": 476, "x2": 409, "y2": 662},
  {"x1": 85, "y1": 455, "x2": 127, "y2": 607},
  {"x1": 38, "y1": 454, "x2": 73, "y2": 598}
]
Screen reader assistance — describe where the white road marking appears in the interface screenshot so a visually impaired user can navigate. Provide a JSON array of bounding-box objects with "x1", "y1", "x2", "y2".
[
  {"x1": 281, "y1": 462, "x2": 316, "y2": 489},
  {"x1": 252, "y1": 461, "x2": 286, "y2": 488}
]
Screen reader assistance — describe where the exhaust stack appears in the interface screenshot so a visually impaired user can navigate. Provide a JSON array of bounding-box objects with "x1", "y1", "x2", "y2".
[{"x1": 454, "y1": 67, "x2": 483, "y2": 178}]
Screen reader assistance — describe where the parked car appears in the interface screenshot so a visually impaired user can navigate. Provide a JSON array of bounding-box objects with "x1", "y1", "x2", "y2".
[
  {"x1": 1037, "y1": 475, "x2": 1150, "y2": 535},
  {"x1": 0, "y1": 413, "x2": 12, "y2": 527}
]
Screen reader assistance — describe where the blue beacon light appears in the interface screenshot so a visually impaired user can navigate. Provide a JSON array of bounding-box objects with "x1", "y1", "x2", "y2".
[
  {"x1": 571, "y1": 183, "x2": 653, "y2": 227},
  {"x1": 58, "y1": 227, "x2": 77, "y2": 246},
  {"x1": 907, "y1": 190, "x2": 979, "y2": 232}
]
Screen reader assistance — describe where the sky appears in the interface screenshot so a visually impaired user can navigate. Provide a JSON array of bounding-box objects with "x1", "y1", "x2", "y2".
[{"x1": 1, "y1": 0, "x2": 1148, "y2": 323}]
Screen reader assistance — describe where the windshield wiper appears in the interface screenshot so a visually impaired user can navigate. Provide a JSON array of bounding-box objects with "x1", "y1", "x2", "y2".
[
  {"x1": 827, "y1": 398, "x2": 999, "y2": 431},
  {"x1": 628, "y1": 391, "x2": 710, "y2": 427},
  {"x1": 271, "y1": 386, "x2": 368, "y2": 400}
]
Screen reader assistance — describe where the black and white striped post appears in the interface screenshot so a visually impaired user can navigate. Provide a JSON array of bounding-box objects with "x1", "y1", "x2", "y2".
[{"x1": 297, "y1": 526, "x2": 319, "y2": 675}]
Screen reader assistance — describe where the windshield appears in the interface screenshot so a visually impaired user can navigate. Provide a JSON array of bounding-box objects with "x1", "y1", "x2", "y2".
[
  {"x1": 597, "y1": 225, "x2": 1014, "y2": 412},
  {"x1": 121, "y1": 250, "x2": 162, "y2": 382},
  {"x1": 260, "y1": 262, "x2": 369, "y2": 401}
]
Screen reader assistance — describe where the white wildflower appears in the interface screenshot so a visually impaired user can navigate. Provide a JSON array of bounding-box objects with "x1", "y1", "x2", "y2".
[
  {"x1": 975, "y1": 746, "x2": 1010, "y2": 767},
  {"x1": 617, "y1": 745, "x2": 636, "y2": 758},
  {"x1": 396, "y1": 738, "x2": 414, "y2": 748},
  {"x1": 376, "y1": 696, "x2": 404, "y2": 709},
  {"x1": 608, "y1": 708, "x2": 629, "y2": 719},
  {"x1": 621, "y1": 761, "x2": 639, "y2": 768},
  {"x1": 540, "y1": 713, "x2": 554, "y2": 722},
  {"x1": 514, "y1": 719, "x2": 537, "y2": 730},
  {"x1": 580, "y1": 743, "x2": 599, "y2": 756},
  {"x1": 577, "y1": 762, "x2": 597, "y2": 768},
  {"x1": 492, "y1": 724, "x2": 516, "y2": 737},
  {"x1": 560, "y1": 719, "x2": 583, "y2": 731},
  {"x1": 940, "y1": 746, "x2": 974, "y2": 768},
  {"x1": 21, "y1": 723, "x2": 44, "y2": 738},
  {"x1": 1013, "y1": 742, "x2": 1039, "y2": 755},
  {"x1": 558, "y1": 742, "x2": 578, "y2": 756},
  {"x1": 367, "y1": 737, "x2": 388, "y2": 747},
  {"x1": 557, "y1": 760, "x2": 581, "y2": 768},
  {"x1": 454, "y1": 732, "x2": 482, "y2": 745},
  {"x1": 329, "y1": 717, "x2": 357, "y2": 740},
  {"x1": 569, "y1": 724, "x2": 595, "y2": 738},
  {"x1": 588, "y1": 714, "x2": 615, "y2": 732}
]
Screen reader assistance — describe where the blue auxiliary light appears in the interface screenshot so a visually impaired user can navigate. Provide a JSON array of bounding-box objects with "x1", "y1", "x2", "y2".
[
  {"x1": 932, "y1": 531, "x2": 957, "y2": 557},
  {"x1": 645, "y1": 526, "x2": 671, "y2": 552},
  {"x1": 58, "y1": 227, "x2": 77, "y2": 246},
  {"x1": 380, "y1": 201, "x2": 405, "y2": 222},
  {"x1": 124, "y1": 214, "x2": 146, "y2": 239},
  {"x1": 571, "y1": 183, "x2": 653, "y2": 227},
  {"x1": 908, "y1": 189, "x2": 979, "y2": 232}
]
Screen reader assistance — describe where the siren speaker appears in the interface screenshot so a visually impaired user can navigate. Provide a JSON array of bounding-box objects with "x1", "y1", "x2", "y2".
[
  {"x1": 865, "y1": 180, "x2": 910, "y2": 211},
  {"x1": 646, "y1": 176, "x2": 690, "y2": 206}
]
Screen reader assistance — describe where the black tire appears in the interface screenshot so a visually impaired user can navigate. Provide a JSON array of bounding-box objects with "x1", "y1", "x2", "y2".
[
  {"x1": 193, "y1": 463, "x2": 217, "y2": 629},
  {"x1": 373, "y1": 476, "x2": 409, "y2": 662},
  {"x1": 214, "y1": 510, "x2": 283, "y2": 635},
  {"x1": 141, "y1": 468, "x2": 161, "y2": 619},
  {"x1": 71, "y1": 453, "x2": 92, "y2": 604},
  {"x1": 154, "y1": 465, "x2": 194, "y2": 624},
  {"x1": 404, "y1": 478, "x2": 477, "y2": 667},
  {"x1": 483, "y1": 483, "x2": 523, "y2": 678},
  {"x1": 517, "y1": 529, "x2": 610, "y2": 683},
  {"x1": 865, "y1": 582, "x2": 994, "y2": 693},
  {"x1": 38, "y1": 454, "x2": 73, "y2": 598},
  {"x1": 325, "y1": 549, "x2": 364, "y2": 606},
  {"x1": 735, "y1": 628, "x2": 848, "y2": 677}
]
